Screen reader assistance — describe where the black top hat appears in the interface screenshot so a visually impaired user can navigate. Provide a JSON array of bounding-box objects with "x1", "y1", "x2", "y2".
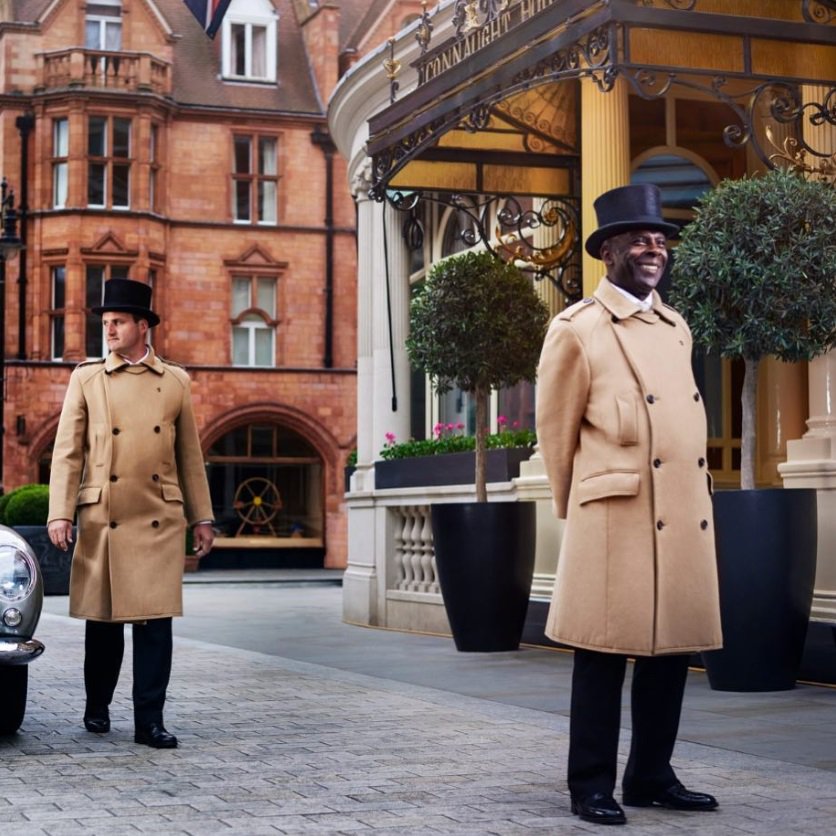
[
  {"x1": 92, "y1": 278, "x2": 160, "y2": 327},
  {"x1": 585, "y1": 184, "x2": 679, "y2": 259}
]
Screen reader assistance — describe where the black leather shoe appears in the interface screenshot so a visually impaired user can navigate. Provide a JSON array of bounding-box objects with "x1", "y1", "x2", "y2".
[
  {"x1": 83, "y1": 707, "x2": 110, "y2": 734},
  {"x1": 134, "y1": 723, "x2": 178, "y2": 749},
  {"x1": 623, "y1": 782, "x2": 718, "y2": 810},
  {"x1": 571, "y1": 793, "x2": 627, "y2": 825}
]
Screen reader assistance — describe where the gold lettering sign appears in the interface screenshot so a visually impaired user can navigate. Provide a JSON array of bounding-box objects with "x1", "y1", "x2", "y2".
[{"x1": 417, "y1": 0, "x2": 562, "y2": 85}]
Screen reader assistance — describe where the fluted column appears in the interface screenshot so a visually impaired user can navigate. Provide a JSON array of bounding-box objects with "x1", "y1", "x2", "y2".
[
  {"x1": 581, "y1": 76, "x2": 631, "y2": 294},
  {"x1": 778, "y1": 84, "x2": 836, "y2": 623},
  {"x1": 350, "y1": 161, "x2": 376, "y2": 492},
  {"x1": 757, "y1": 358, "x2": 807, "y2": 486}
]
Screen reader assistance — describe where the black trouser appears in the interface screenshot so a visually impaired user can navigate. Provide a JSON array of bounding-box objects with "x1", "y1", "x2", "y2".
[
  {"x1": 567, "y1": 647, "x2": 690, "y2": 800},
  {"x1": 84, "y1": 617, "x2": 173, "y2": 728}
]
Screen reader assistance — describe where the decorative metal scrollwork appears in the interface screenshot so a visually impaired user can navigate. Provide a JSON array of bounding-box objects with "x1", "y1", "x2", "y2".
[
  {"x1": 385, "y1": 189, "x2": 582, "y2": 303},
  {"x1": 415, "y1": 0, "x2": 434, "y2": 53},
  {"x1": 803, "y1": 0, "x2": 836, "y2": 23},
  {"x1": 513, "y1": 25, "x2": 613, "y2": 86},
  {"x1": 452, "y1": 0, "x2": 510, "y2": 37},
  {"x1": 624, "y1": 70, "x2": 836, "y2": 178},
  {"x1": 383, "y1": 38, "x2": 401, "y2": 104}
]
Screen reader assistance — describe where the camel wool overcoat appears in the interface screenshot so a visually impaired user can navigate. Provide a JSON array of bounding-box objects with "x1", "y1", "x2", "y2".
[
  {"x1": 48, "y1": 348, "x2": 214, "y2": 623},
  {"x1": 536, "y1": 278, "x2": 722, "y2": 656}
]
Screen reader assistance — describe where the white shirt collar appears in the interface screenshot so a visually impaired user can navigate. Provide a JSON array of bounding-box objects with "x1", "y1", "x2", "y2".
[
  {"x1": 610, "y1": 282, "x2": 653, "y2": 312},
  {"x1": 119, "y1": 346, "x2": 150, "y2": 366}
]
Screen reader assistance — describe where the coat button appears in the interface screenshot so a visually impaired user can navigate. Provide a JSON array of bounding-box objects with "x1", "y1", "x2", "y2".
[
  {"x1": 611, "y1": 314, "x2": 619, "y2": 323},
  {"x1": 693, "y1": 392, "x2": 701, "y2": 401},
  {"x1": 646, "y1": 394, "x2": 656, "y2": 404},
  {"x1": 700, "y1": 519, "x2": 709, "y2": 530},
  {"x1": 698, "y1": 457, "x2": 706, "y2": 467},
  {"x1": 656, "y1": 520, "x2": 664, "y2": 530},
  {"x1": 653, "y1": 458, "x2": 662, "y2": 468},
  {"x1": 151, "y1": 520, "x2": 160, "y2": 528},
  {"x1": 154, "y1": 426, "x2": 161, "y2": 433},
  {"x1": 110, "y1": 521, "x2": 117, "y2": 529},
  {"x1": 152, "y1": 474, "x2": 160, "y2": 481},
  {"x1": 112, "y1": 427, "x2": 120, "y2": 435},
  {"x1": 110, "y1": 474, "x2": 118, "y2": 482}
]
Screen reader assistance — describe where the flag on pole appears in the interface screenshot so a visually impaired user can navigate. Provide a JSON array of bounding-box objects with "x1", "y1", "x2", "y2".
[{"x1": 183, "y1": 0, "x2": 233, "y2": 38}]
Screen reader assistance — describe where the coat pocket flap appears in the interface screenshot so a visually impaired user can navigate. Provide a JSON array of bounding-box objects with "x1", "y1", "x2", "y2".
[
  {"x1": 77, "y1": 486, "x2": 102, "y2": 506},
  {"x1": 161, "y1": 484, "x2": 184, "y2": 503},
  {"x1": 577, "y1": 471, "x2": 640, "y2": 505}
]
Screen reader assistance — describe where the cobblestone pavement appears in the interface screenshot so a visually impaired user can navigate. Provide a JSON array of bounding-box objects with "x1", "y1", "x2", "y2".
[{"x1": 3, "y1": 610, "x2": 836, "y2": 835}]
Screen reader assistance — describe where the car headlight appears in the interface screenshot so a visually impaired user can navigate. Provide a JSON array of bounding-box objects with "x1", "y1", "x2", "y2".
[{"x1": 0, "y1": 544, "x2": 36, "y2": 603}]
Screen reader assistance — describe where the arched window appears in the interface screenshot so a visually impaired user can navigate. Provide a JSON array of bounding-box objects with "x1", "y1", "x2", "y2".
[{"x1": 206, "y1": 422, "x2": 323, "y2": 545}]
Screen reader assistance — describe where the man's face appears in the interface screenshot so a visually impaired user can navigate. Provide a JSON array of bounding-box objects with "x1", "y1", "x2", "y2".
[
  {"x1": 600, "y1": 229, "x2": 669, "y2": 298},
  {"x1": 102, "y1": 312, "x2": 148, "y2": 360}
]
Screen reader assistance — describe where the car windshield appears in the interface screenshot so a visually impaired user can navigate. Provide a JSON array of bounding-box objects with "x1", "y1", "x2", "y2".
[{"x1": 0, "y1": 545, "x2": 34, "y2": 602}]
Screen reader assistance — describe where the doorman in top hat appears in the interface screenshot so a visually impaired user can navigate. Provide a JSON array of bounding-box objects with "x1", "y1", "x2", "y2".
[
  {"x1": 536, "y1": 184, "x2": 723, "y2": 824},
  {"x1": 47, "y1": 278, "x2": 215, "y2": 749}
]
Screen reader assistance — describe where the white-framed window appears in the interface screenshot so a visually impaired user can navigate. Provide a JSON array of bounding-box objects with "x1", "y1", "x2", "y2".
[
  {"x1": 232, "y1": 134, "x2": 278, "y2": 224},
  {"x1": 221, "y1": 0, "x2": 277, "y2": 82},
  {"x1": 52, "y1": 118, "x2": 69, "y2": 209},
  {"x1": 85, "y1": 0, "x2": 122, "y2": 51},
  {"x1": 231, "y1": 275, "x2": 278, "y2": 366},
  {"x1": 50, "y1": 266, "x2": 66, "y2": 360},
  {"x1": 88, "y1": 115, "x2": 131, "y2": 209}
]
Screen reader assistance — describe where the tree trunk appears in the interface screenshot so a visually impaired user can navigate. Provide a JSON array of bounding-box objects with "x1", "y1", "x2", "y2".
[
  {"x1": 741, "y1": 356, "x2": 759, "y2": 490},
  {"x1": 474, "y1": 386, "x2": 489, "y2": 503}
]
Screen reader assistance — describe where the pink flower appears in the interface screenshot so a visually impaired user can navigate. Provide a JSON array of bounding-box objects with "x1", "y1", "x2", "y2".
[
  {"x1": 384, "y1": 432, "x2": 396, "y2": 445},
  {"x1": 512, "y1": 420, "x2": 520, "y2": 429},
  {"x1": 497, "y1": 415, "x2": 508, "y2": 426},
  {"x1": 433, "y1": 423, "x2": 444, "y2": 438},
  {"x1": 446, "y1": 423, "x2": 455, "y2": 431},
  {"x1": 456, "y1": 422, "x2": 465, "y2": 430}
]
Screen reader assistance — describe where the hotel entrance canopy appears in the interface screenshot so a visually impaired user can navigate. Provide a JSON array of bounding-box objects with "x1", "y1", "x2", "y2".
[{"x1": 367, "y1": 0, "x2": 835, "y2": 194}]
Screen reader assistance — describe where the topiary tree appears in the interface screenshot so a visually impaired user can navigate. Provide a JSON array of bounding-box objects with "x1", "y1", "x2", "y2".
[
  {"x1": 4, "y1": 484, "x2": 51, "y2": 526},
  {"x1": 407, "y1": 250, "x2": 550, "y2": 502},
  {"x1": 670, "y1": 169, "x2": 836, "y2": 489}
]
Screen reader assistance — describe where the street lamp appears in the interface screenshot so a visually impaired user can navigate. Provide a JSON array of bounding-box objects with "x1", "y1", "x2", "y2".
[{"x1": 0, "y1": 178, "x2": 22, "y2": 494}]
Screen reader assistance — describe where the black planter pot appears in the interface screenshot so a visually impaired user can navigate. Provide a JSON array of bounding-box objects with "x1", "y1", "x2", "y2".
[
  {"x1": 431, "y1": 501, "x2": 536, "y2": 652},
  {"x1": 14, "y1": 525, "x2": 74, "y2": 596},
  {"x1": 702, "y1": 488, "x2": 817, "y2": 692},
  {"x1": 376, "y1": 448, "x2": 533, "y2": 489}
]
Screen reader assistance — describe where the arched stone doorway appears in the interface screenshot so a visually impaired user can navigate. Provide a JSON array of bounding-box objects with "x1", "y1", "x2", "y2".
[{"x1": 205, "y1": 418, "x2": 326, "y2": 567}]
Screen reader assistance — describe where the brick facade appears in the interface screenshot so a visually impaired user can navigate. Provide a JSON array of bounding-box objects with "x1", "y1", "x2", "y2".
[{"x1": 0, "y1": 0, "x2": 357, "y2": 568}]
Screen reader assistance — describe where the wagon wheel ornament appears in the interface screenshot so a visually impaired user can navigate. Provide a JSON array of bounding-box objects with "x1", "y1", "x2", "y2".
[{"x1": 233, "y1": 477, "x2": 282, "y2": 536}]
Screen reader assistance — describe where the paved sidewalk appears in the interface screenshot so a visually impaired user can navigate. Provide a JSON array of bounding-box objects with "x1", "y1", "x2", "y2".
[{"x1": 14, "y1": 579, "x2": 836, "y2": 835}]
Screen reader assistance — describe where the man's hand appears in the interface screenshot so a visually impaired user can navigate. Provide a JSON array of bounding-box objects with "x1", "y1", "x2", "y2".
[
  {"x1": 47, "y1": 519, "x2": 74, "y2": 551},
  {"x1": 191, "y1": 522, "x2": 215, "y2": 558}
]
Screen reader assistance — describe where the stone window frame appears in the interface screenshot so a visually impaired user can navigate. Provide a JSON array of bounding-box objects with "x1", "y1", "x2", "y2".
[
  {"x1": 51, "y1": 117, "x2": 69, "y2": 209},
  {"x1": 230, "y1": 273, "x2": 280, "y2": 368},
  {"x1": 230, "y1": 133, "x2": 280, "y2": 225},
  {"x1": 87, "y1": 114, "x2": 133, "y2": 210}
]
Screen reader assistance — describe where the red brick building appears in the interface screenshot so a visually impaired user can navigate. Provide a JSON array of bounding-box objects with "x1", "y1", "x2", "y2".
[{"x1": 0, "y1": 0, "x2": 374, "y2": 568}]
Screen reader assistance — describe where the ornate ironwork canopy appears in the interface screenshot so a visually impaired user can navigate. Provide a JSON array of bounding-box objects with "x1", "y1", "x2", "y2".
[{"x1": 367, "y1": 0, "x2": 835, "y2": 301}]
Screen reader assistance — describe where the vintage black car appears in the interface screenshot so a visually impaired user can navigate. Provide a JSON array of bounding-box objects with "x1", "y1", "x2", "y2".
[{"x1": 0, "y1": 526, "x2": 45, "y2": 734}]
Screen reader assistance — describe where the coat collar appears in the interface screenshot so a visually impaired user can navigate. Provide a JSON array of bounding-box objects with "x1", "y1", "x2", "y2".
[
  {"x1": 104, "y1": 345, "x2": 165, "y2": 375},
  {"x1": 594, "y1": 277, "x2": 677, "y2": 326}
]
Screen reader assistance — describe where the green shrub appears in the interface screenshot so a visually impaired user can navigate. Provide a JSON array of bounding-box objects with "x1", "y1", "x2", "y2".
[
  {"x1": 4, "y1": 484, "x2": 50, "y2": 527},
  {"x1": 0, "y1": 484, "x2": 45, "y2": 526}
]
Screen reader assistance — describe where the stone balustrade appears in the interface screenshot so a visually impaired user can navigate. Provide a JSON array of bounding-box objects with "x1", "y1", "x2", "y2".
[{"x1": 37, "y1": 49, "x2": 171, "y2": 95}]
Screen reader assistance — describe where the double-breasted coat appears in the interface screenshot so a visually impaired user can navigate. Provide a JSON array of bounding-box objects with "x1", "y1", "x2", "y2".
[
  {"x1": 48, "y1": 348, "x2": 214, "y2": 623},
  {"x1": 536, "y1": 278, "x2": 722, "y2": 656}
]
